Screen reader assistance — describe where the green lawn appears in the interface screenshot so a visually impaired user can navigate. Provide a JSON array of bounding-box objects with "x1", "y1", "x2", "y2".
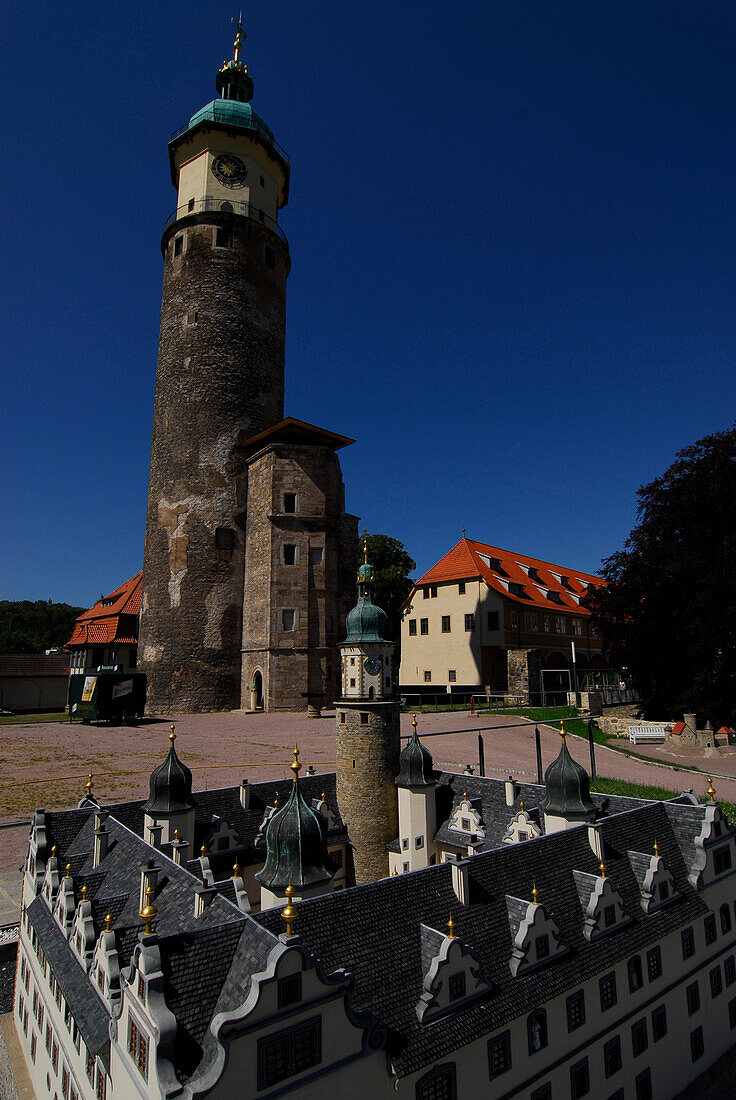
[
  {"x1": 0, "y1": 711, "x2": 68, "y2": 725},
  {"x1": 590, "y1": 775, "x2": 736, "y2": 822}
]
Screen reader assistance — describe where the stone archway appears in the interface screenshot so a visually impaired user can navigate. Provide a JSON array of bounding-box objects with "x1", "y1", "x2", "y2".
[{"x1": 251, "y1": 670, "x2": 264, "y2": 710}]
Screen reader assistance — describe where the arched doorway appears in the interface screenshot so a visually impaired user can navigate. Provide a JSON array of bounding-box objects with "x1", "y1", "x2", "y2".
[{"x1": 251, "y1": 670, "x2": 264, "y2": 710}]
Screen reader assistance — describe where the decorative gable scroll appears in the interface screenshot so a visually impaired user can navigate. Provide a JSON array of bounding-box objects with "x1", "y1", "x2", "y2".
[
  {"x1": 416, "y1": 923, "x2": 492, "y2": 1023},
  {"x1": 506, "y1": 895, "x2": 568, "y2": 977},
  {"x1": 664, "y1": 801, "x2": 736, "y2": 889},
  {"x1": 573, "y1": 870, "x2": 630, "y2": 941},
  {"x1": 502, "y1": 806, "x2": 541, "y2": 845},
  {"x1": 627, "y1": 851, "x2": 679, "y2": 914},
  {"x1": 448, "y1": 794, "x2": 486, "y2": 840}
]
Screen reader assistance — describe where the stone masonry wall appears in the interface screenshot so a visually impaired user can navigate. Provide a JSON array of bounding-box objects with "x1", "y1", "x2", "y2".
[
  {"x1": 506, "y1": 648, "x2": 543, "y2": 699},
  {"x1": 335, "y1": 702, "x2": 400, "y2": 885},
  {"x1": 139, "y1": 213, "x2": 289, "y2": 714}
]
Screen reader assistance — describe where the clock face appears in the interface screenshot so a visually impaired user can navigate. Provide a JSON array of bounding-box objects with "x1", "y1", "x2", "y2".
[
  {"x1": 212, "y1": 153, "x2": 248, "y2": 189},
  {"x1": 364, "y1": 656, "x2": 381, "y2": 676}
]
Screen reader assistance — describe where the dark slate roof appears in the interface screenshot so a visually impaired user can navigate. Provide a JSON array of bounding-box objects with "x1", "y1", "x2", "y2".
[{"x1": 255, "y1": 799, "x2": 711, "y2": 1078}]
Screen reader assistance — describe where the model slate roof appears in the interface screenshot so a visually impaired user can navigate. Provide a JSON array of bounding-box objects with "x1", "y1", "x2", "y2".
[
  {"x1": 67, "y1": 571, "x2": 142, "y2": 648},
  {"x1": 256, "y1": 799, "x2": 711, "y2": 1078},
  {"x1": 414, "y1": 536, "x2": 604, "y2": 614}
]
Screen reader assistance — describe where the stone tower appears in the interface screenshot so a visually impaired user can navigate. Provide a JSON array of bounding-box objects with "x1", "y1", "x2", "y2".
[
  {"x1": 336, "y1": 543, "x2": 401, "y2": 884},
  {"x1": 139, "y1": 21, "x2": 290, "y2": 712}
]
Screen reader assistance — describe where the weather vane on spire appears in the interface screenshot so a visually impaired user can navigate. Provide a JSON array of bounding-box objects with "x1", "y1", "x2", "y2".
[{"x1": 232, "y1": 12, "x2": 246, "y2": 64}]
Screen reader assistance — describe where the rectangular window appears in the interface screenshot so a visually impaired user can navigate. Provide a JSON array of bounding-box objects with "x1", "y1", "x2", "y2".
[
  {"x1": 174, "y1": 235, "x2": 183, "y2": 256},
  {"x1": 52, "y1": 1039, "x2": 58, "y2": 1073},
  {"x1": 45, "y1": 1024, "x2": 52, "y2": 1054},
  {"x1": 257, "y1": 1017, "x2": 321, "y2": 1090},
  {"x1": 635, "y1": 1068, "x2": 653, "y2": 1100},
  {"x1": 283, "y1": 493, "x2": 296, "y2": 513},
  {"x1": 458, "y1": 582, "x2": 466, "y2": 595},
  {"x1": 424, "y1": 671, "x2": 432, "y2": 682},
  {"x1": 441, "y1": 615, "x2": 451, "y2": 633},
  {"x1": 714, "y1": 845, "x2": 732, "y2": 874},
  {"x1": 628, "y1": 955, "x2": 643, "y2": 992},
  {"x1": 423, "y1": 587, "x2": 430, "y2": 599},
  {"x1": 721, "y1": 904, "x2": 732, "y2": 934},
  {"x1": 464, "y1": 614, "x2": 474, "y2": 632},
  {"x1": 30, "y1": 1032, "x2": 37, "y2": 1062},
  {"x1": 309, "y1": 546, "x2": 323, "y2": 566},
  {"x1": 487, "y1": 610, "x2": 499, "y2": 630},
  {"x1": 690, "y1": 1025, "x2": 704, "y2": 1062},
  {"x1": 431, "y1": 586, "x2": 437, "y2": 598},
  {"x1": 409, "y1": 619, "x2": 417, "y2": 635},
  {"x1": 631, "y1": 1017, "x2": 648, "y2": 1057},
  {"x1": 62, "y1": 1066, "x2": 69, "y2": 1099},
  {"x1": 647, "y1": 946, "x2": 662, "y2": 981},
  {"x1": 556, "y1": 615, "x2": 566, "y2": 634},
  {"x1": 283, "y1": 544, "x2": 297, "y2": 565},
  {"x1": 604, "y1": 1035, "x2": 622, "y2": 1078},
  {"x1": 531, "y1": 1087, "x2": 552, "y2": 1100},
  {"x1": 729, "y1": 996, "x2": 736, "y2": 1029},
  {"x1": 96, "y1": 1068, "x2": 106, "y2": 1100},
  {"x1": 417, "y1": 1065, "x2": 457, "y2": 1100},
  {"x1": 725, "y1": 956, "x2": 736, "y2": 986},
  {"x1": 566, "y1": 990, "x2": 585, "y2": 1032},
  {"x1": 281, "y1": 609, "x2": 296, "y2": 631},
  {"x1": 415, "y1": 835, "x2": 424, "y2": 849},
  {"x1": 488, "y1": 1031, "x2": 511, "y2": 1078},
  {"x1": 570, "y1": 1057, "x2": 590, "y2": 1098},
  {"x1": 448, "y1": 973, "x2": 466, "y2": 1002},
  {"x1": 682, "y1": 926, "x2": 695, "y2": 959},
  {"x1": 705, "y1": 913, "x2": 718, "y2": 944},
  {"x1": 277, "y1": 974, "x2": 302, "y2": 1010},
  {"x1": 599, "y1": 971, "x2": 617, "y2": 1011},
  {"x1": 604, "y1": 904, "x2": 616, "y2": 928},
  {"x1": 86, "y1": 1050, "x2": 95, "y2": 1082},
  {"x1": 535, "y1": 934, "x2": 549, "y2": 960},
  {"x1": 510, "y1": 610, "x2": 519, "y2": 630},
  {"x1": 711, "y1": 966, "x2": 723, "y2": 998},
  {"x1": 448, "y1": 670, "x2": 456, "y2": 682},
  {"x1": 652, "y1": 1004, "x2": 667, "y2": 1041},
  {"x1": 215, "y1": 226, "x2": 232, "y2": 249},
  {"x1": 525, "y1": 613, "x2": 539, "y2": 631},
  {"x1": 420, "y1": 618, "x2": 429, "y2": 635},
  {"x1": 264, "y1": 245, "x2": 275, "y2": 269},
  {"x1": 572, "y1": 617, "x2": 583, "y2": 636},
  {"x1": 128, "y1": 1018, "x2": 148, "y2": 1079},
  {"x1": 686, "y1": 981, "x2": 700, "y2": 1016}
]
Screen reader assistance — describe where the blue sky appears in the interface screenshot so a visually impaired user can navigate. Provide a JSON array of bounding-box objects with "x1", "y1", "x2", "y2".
[{"x1": 2, "y1": 1, "x2": 734, "y2": 606}]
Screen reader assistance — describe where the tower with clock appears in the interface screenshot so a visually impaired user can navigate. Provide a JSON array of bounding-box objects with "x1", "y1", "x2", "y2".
[{"x1": 335, "y1": 540, "x2": 401, "y2": 884}]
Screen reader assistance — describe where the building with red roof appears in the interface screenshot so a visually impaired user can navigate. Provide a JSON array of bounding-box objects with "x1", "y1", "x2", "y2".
[
  {"x1": 66, "y1": 572, "x2": 142, "y2": 679},
  {"x1": 399, "y1": 537, "x2": 607, "y2": 702}
]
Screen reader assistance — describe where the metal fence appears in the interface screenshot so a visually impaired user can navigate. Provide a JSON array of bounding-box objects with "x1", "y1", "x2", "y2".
[{"x1": 163, "y1": 196, "x2": 288, "y2": 246}]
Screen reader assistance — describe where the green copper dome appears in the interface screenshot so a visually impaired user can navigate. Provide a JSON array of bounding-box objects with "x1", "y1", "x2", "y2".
[
  {"x1": 187, "y1": 98, "x2": 275, "y2": 141},
  {"x1": 343, "y1": 544, "x2": 391, "y2": 643},
  {"x1": 255, "y1": 751, "x2": 334, "y2": 891},
  {"x1": 540, "y1": 727, "x2": 597, "y2": 821}
]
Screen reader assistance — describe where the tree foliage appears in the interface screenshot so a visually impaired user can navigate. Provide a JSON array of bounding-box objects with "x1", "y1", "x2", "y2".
[
  {"x1": 364, "y1": 533, "x2": 416, "y2": 642},
  {"x1": 589, "y1": 423, "x2": 736, "y2": 728},
  {"x1": 0, "y1": 600, "x2": 85, "y2": 655}
]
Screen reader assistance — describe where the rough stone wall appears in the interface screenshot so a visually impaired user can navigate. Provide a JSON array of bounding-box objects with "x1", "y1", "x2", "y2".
[
  {"x1": 506, "y1": 648, "x2": 543, "y2": 699},
  {"x1": 241, "y1": 443, "x2": 358, "y2": 710},
  {"x1": 335, "y1": 702, "x2": 400, "y2": 885},
  {"x1": 139, "y1": 212, "x2": 289, "y2": 714}
]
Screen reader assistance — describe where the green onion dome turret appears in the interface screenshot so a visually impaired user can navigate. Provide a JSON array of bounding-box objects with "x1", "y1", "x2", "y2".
[
  {"x1": 540, "y1": 723, "x2": 597, "y2": 821},
  {"x1": 343, "y1": 539, "x2": 391, "y2": 644},
  {"x1": 142, "y1": 726, "x2": 196, "y2": 816},
  {"x1": 396, "y1": 716, "x2": 436, "y2": 788}
]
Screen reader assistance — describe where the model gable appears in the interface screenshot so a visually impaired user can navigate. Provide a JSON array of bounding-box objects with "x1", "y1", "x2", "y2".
[
  {"x1": 416, "y1": 922, "x2": 492, "y2": 1023},
  {"x1": 506, "y1": 894, "x2": 569, "y2": 977},
  {"x1": 573, "y1": 869, "x2": 631, "y2": 942}
]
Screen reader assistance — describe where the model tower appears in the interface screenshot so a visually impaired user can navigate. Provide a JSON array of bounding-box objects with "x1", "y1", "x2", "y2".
[
  {"x1": 336, "y1": 540, "x2": 401, "y2": 884},
  {"x1": 139, "y1": 20, "x2": 290, "y2": 712}
]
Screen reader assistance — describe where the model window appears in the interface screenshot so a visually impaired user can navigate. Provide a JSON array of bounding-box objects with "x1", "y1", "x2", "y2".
[
  {"x1": 360, "y1": 713, "x2": 368, "y2": 725},
  {"x1": 487, "y1": 1031, "x2": 511, "y2": 1078},
  {"x1": 174, "y1": 235, "x2": 183, "y2": 256},
  {"x1": 603, "y1": 904, "x2": 616, "y2": 927},
  {"x1": 441, "y1": 615, "x2": 451, "y2": 633},
  {"x1": 705, "y1": 913, "x2": 718, "y2": 944},
  {"x1": 281, "y1": 609, "x2": 296, "y2": 631},
  {"x1": 464, "y1": 613, "x2": 474, "y2": 632},
  {"x1": 729, "y1": 996, "x2": 736, "y2": 1029},
  {"x1": 569, "y1": 1057, "x2": 589, "y2": 1098},
  {"x1": 531, "y1": 1087, "x2": 552, "y2": 1100},
  {"x1": 682, "y1": 926, "x2": 695, "y2": 959},
  {"x1": 257, "y1": 1017, "x2": 321, "y2": 1090},
  {"x1": 686, "y1": 981, "x2": 700, "y2": 1016},
  {"x1": 658, "y1": 880, "x2": 669, "y2": 901},
  {"x1": 628, "y1": 955, "x2": 643, "y2": 992},
  {"x1": 535, "y1": 934, "x2": 550, "y2": 961},
  {"x1": 527, "y1": 1009, "x2": 547, "y2": 1053},
  {"x1": 458, "y1": 582, "x2": 465, "y2": 595},
  {"x1": 215, "y1": 526, "x2": 235, "y2": 562},
  {"x1": 566, "y1": 990, "x2": 585, "y2": 1032},
  {"x1": 424, "y1": 671, "x2": 432, "y2": 682},
  {"x1": 415, "y1": 835, "x2": 424, "y2": 850},
  {"x1": 599, "y1": 971, "x2": 617, "y2": 1011},
  {"x1": 420, "y1": 619, "x2": 429, "y2": 635},
  {"x1": 721, "y1": 904, "x2": 732, "y2": 934},
  {"x1": 309, "y1": 546, "x2": 323, "y2": 566},
  {"x1": 710, "y1": 966, "x2": 723, "y2": 998},
  {"x1": 448, "y1": 670, "x2": 456, "y2": 682},
  {"x1": 510, "y1": 610, "x2": 519, "y2": 630},
  {"x1": 423, "y1": 587, "x2": 430, "y2": 599},
  {"x1": 403, "y1": 861, "x2": 409, "y2": 872},
  {"x1": 635, "y1": 1068, "x2": 653, "y2": 1100},
  {"x1": 283, "y1": 544, "x2": 297, "y2": 565},
  {"x1": 487, "y1": 611, "x2": 499, "y2": 630},
  {"x1": 415, "y1": 1063, "x2": 456, "y2": 1100},
  {"x1": 283, "y1": 493, "x2": 296, "y2": 513},
  {"x1": 277, "y1": 974, "x2": 302, "y2": 1009},
  {"x1": 646, "y1": 946, "x2": 662, "y2": 981},
  {"x1": 448, "y1": 973, "x2": 466, "y2": 1002},
  {"x1": 651, "y1": 1004, "x2": 667, "y2": 1041},
  {"x1": 128, "y1": 1018, "x2": 148, "y2": 1079},
  {"x1": 631, "y1": 1018, "x2": 648, "y2": 1057},
  {"x1": 725, "y1": 956, "x2": 736, "y2": 986},
  {"x1": 215, "y1": 226, "x2": 232, "y2": 248},
  {"x1": 556, "y1": 615, "x2": 566, "y2": 634},
  {"x1": 714, "y1": 845, "x2": 732, "y2": 874},
  {"x1": 409, "y1": 619, "x2": 417, "y2": 635},
  {"x1": 604, "y1": 1035, "x2": 621, "y2": 1077},
  {"x1": 431, "y1": 586, "x2": 438, "y2": 598},
  {"x1": 690, "y1": 1025, "x2": 704, "y2": 1062}
]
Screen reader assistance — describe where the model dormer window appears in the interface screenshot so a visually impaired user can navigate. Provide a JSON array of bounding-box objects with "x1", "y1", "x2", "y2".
[{"x1": 509, "y1": 582, "x2": 525, "y2": 597}]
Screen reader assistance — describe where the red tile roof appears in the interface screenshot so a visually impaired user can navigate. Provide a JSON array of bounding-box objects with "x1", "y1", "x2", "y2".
[
  {"x1": 67, "y1": 571, "x2": 142, "y2": 648},
  {"x1": 414, "y1": 538, "x2": 604, "y2": 615},
  {"x1": 0, "y1": 654, "x2": 69, "y2": 677}
]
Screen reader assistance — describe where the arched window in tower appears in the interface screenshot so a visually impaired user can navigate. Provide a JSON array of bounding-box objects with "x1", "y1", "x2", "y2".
[{"x1": 220, "y1": 201, "x2": 234, "y2": 213}]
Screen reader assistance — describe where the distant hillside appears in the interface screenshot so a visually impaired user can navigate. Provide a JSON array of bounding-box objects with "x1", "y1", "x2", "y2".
[{"x1": 0, "y1": 600, "x2": 85, "y2": 655}]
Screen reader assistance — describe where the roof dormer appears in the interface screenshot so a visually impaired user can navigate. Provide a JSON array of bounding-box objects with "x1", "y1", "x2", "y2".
[
  {"x1": 627, "y1": 846, "x2": 680, "y2": 914},
  {"x1": 506, "y1": 888, "x2": 568, "y2": 977},
  {"x1": 416, "y1": 920, "x2": 492, "y2": 1024},
  {"x1": 573, "y1": 866, "x2": 631, "y2": 941}
]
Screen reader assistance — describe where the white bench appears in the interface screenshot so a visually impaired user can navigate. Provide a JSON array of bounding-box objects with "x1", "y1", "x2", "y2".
[{"x1": 628, "y1": 724, "x2": 666, "y2": 744}]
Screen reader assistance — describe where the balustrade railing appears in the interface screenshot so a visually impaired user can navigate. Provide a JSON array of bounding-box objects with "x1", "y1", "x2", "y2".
[{"x1": 163, "y1": 196, "x2": 288, "y2": 246}]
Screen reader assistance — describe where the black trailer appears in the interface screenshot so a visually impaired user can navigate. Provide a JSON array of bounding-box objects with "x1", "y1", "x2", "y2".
[{"x1": 69, "y1": 671, "x2": 146, "y2": 724}]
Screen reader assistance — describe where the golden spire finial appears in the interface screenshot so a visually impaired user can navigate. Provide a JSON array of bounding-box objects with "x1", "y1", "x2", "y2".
[
  {"x1": 80, "y1": 882, "x2": 88, "y2": 900},
  {"x1": 463, "y1": 791, "x2": 468, "y2": 801},
  {"x1": 274, "y1": 795, "x2": 279, "y2": 810},
  {"x1": 412, "y1": 713, "x2": 418, "y2": 737},
  {"x1": 230, "y1": 12, "x2": 246, "y2": 65},
  {"x1": 559, "y1": 721, "x2": 566, "y2": 744},
  {"x1": 290, "y1": 744, "x2": 302, "y2": 782},
  {"x1": 599, "y1": 861, "x2": 606, "y2": 879},
  {"x1": 173, "y1": 827, "x2": 180, "y2": 843},
  {"x1": 363, "y1": 531, "x2": 369, "y2": 565},
  {"x1": 104, "y1": 911, "x2": 113, "y2": 932},
  {"x1": 391, "y1": 867, "x2": 398, "y2": 876},
  {"x1": 140, "y1": 885, "x2": 157, "y2": 936},
  {"x1": 85, "y1": 773, "x2": 93, "y2": 797},
  {"x1": 707, "y1": 776, "x2": 716, "y2": 802},
  {"x1": 282, "y1": 882, "x2": 298, "y2": 935},
  {"x1": 531, "y1": 881, "x2": 539, "y2": 904},
  {"x1": 232, "y1": 860, "x2": 240, "y2": 879},
  {"x1": 65, "y1": 862, "x2": 72, "y2": 879},
  {"x1": 200, "y1": 844, "x2": 207, "y2": 859},
  {"x1": 321, "y1": 791, "x2": 326, "y2": 803},
  {"x1": 447, "y1": 914, "x2": 456, "y2": 939},
  {"x1": 653, "y1": 838, "x2": 659, "y2": 857},
  {"x1": 520, "y1": 799, "x2": 525, "y2": 812},
  {"x1": 51, "y1": 844, "x2": 57, "y2": 858},
  {"x1": 169, "y1": 723, "x2": 176, "y2": 746}
]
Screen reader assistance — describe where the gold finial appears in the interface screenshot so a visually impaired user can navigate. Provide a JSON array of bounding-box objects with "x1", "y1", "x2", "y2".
[
  {"x1": 85, "y1": 773, "x2": 93, "y2": 797},
  {"x1": 140, "y1": 885, "x2": 157, "y2": 936},
  {"x1": 104, "y1": 911, "x2": 113, "y2": 932},
  {"x1": 412, "y1": 713, "x2": 418, "y2": 737},
  {"x1": 80, "y1": 882, "x2": 88, "y2": 900},
  {"x1": 290, "y1": 744, "x2": 302, "y2": 782},
  {"x1": 200, "y1": 844, "x2": 207, "y2": 859},
  {"x1": 274, "y1": 795, "x2": 279, "y2": 810},
  {"x1": 559, "y1": 721, "x2": 566, "y2": 743},
  {"x1": 531, "y1": 882, "x2": 539, "y2": 904},
  {"x1": 520, "y1": 800, "x2": 525, "y2": 812},
  {"x1": 321, "y1": 791, "x2": 326, "y2": 802},
  {"x1": 447, "y1": 914, "x2": 456, "y2": 939},
  {"x1": 173, "y1": 828, "x2": 180, "y2": 843},
  {"x1": 653, "y1": 838, "x2": 659, "y2": 857},
  {"x1": 364, "y1": 532, "x2": 369, "y2": 565},
  {"x1": 231, "y1": 13, "x2": 246, "y2": 65},
  {"x1": 232, "y1": 860, "x2": 240, "y2": 879},
  {"x1": 281, "y1": 882, "x2": 298, "y2": 935},
  {"x1": 391, "y1": 867, "x2": 398, "y2": 876},
  {"x1": 169, "y1": 724, "x2": 176, "y2": 745},
  {"x1": 51, "y1": 844, "x2": 57, "y2": 858},
  {"x1": 463, "y1": 791, "x2": 468, "y2": 801},
  {"x1": 65, "y1": 862, "x2": 72, "y2": 879},
  {"x1": 707, "y1": 776, "x2": 716, "y2": 802},
  {"x1": 599, "y1": 861, "x2": 606, "y2": 879}
]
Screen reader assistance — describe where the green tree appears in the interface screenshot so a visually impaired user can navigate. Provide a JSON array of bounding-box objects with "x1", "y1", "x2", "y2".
[
  {"x1": 0, "y1": 600, "x2": 85, "y2": 655},
  {"x1": 363, "y1": 533, "x2": 416, "y2": 642},
  {"x1": 589, "y1": 422, "x2": 736, "y2": 728}
]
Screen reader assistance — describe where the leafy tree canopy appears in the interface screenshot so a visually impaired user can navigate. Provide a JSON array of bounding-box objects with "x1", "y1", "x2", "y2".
[
  {"x1": 0, "y1": 600, "x2": 85, "y2": 655},
  {"x1": 363, "y1": 533, "x2": 416, "y2": 642},
  {"x1": 589, "y1": 422, "x2": 736, "y2": 728}
]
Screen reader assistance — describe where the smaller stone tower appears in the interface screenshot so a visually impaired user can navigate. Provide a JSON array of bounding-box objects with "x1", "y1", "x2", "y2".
[
  {"x1": 540, "y1": 721, "x2": 597, "y2": 834},
  {"x1": 336, "y1": 540, "x2": 401, "y2": 885}
]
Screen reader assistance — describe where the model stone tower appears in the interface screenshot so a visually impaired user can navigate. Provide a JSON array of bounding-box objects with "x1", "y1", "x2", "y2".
[
  {"x1": 336, "y1": 540, "x2": 401, "y2": 884},
  {"x1": 139, "y1": 20, "x2": 290, "y2": 713}
]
